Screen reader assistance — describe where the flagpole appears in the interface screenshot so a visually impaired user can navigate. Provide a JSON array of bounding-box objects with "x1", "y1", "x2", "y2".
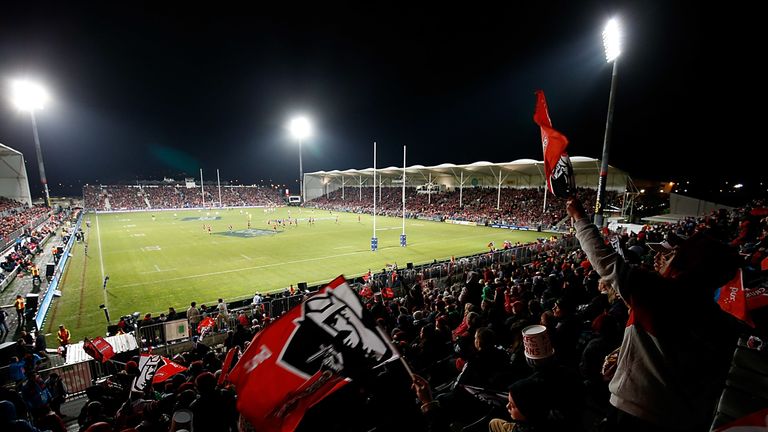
[
  {"x1": 375, "y1": 325, "x2": 414, "y2": 379},
  {"x1": 217, "y1": 169, "x2": 222, "y2": 208},
  {"x1": 200, "y1": 169, "x2": 205, "y2": 208},
  {"x1": 371, "y1": 142, "x2": 378, "y2": 251},
  {"x1": 543, "y1": 183, "x2": 548, "y2": 213},
  {"x1": 400, "y1": 145, "x2": 407, "y2": 247}
]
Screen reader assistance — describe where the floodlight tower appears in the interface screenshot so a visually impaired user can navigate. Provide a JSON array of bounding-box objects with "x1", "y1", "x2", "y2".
[
  {"x1": 289, "y1": 116, "x2": 312, "y2": 204},
  {"x1": 595, "y1": 17, "x2": 622, "y2": 227},
  {"x1": 11, "y1": 79, "x2": 52, "y2": 207}
]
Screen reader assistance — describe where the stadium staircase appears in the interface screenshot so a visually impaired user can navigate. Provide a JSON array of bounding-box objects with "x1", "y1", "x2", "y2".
[{"x1": 104, "y1": 196, "x2": 111, "y2": 211}]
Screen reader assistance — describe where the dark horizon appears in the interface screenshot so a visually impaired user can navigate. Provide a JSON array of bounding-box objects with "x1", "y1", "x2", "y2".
[{"x1": 0, "y1": 2, "x2": 763, "y2": 200}]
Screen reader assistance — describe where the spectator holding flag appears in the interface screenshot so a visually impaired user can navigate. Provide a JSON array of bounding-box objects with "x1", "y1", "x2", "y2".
[{"x1": 567, "y1": 196, "x2": 746, "y2": 432}]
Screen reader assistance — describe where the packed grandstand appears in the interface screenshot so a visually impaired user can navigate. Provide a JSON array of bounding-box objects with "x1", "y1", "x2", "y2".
[{"x1": 1, "y1": 151, "x2": 768, "y2": 432}]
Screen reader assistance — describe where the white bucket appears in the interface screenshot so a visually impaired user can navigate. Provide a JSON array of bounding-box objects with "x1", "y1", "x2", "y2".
[{"x1": 522, "y1": 324, "x2": 554, "y2": 359}]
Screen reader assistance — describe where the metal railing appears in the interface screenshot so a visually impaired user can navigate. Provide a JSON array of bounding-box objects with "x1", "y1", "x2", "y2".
[{"x1": 37, "y1": 358, "x2": 120, "y2": 399}]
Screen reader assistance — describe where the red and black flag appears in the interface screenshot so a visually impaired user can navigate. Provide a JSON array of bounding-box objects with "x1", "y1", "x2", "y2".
[
  {"x1": 131, "y1": 354, "x2": 188, "y2": 393},
  {"x1": 534, "y1": 90, "x2": 575, "y2": 197},
  {"x1": 229, "y1": 275, "x2": 397, "y2": 432}
]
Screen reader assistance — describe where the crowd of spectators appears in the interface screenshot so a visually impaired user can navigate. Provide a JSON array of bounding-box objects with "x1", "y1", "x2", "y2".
[
  {"x1": 1, "y1": 206, "x2": 50, "y2": 241},
  {"x1": 0, "y1": 209, "x2": 64, "y2": 284},
  {"x1": 309, "y1": 186, "x2": 620, "y2": 230},
  {"x1": 2, "y1": 196, "x2": 766, "y2": 431},
  {"x1": 83, "y1": 185, "x2": 284, "y2": 211},
  {"x1": 0, "y1": 196, "x2": 27, "y2": 215}
]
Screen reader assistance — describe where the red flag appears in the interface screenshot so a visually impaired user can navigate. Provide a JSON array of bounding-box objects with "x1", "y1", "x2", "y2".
[
  {"x1": 382, "y1": 287, "x2": 395, "y2": 299},
  {"x1": 218, "y1": 347, "x2": 239, "y2": 386},
  {"x1": 83, "y1": 337, "x2": 115, "y2": 363},
  {"x1": 717, "y1": 269, "x2": 754, "y2": 327},
  {"x1": 359, "y1": 286, "x2": 373, "y2": 299},
  {"x1": 152, "y1": 356, "x2": 187, "y2": 383},
  {"x1": 229, "y1": 275, "x2": 396, "y2": 432},
  {"x1": 534, "y1": 90, "x2": 575, "y2": 197},
  {"x1": 197, "y1": 316, "x2": 215, "y2": 337}
]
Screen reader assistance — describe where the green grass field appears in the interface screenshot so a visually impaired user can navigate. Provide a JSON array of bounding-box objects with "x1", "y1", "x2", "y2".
[{"x1": 47, "y1": 208, "x2": 542, "y2": 341}]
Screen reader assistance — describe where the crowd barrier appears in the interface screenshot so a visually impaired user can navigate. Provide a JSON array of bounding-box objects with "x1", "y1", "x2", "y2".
[{"x1": 37, "y1": 358, "x2": 120, "y2": 399}]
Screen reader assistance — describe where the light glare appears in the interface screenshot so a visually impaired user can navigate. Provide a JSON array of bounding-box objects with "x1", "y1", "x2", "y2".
[
  {"x1": 289, "y1": 116, "x2": 312, "y2": 140},
  {"x1": 11, "y1": 80, "x2": 49, "y2": 111},
  {"x1": 603, "y1": 18, "x2": 622, "y2": 62}
]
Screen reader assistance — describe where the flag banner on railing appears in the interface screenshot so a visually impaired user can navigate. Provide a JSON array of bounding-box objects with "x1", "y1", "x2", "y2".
[
  {"x1": 83, "y1": 337, "x2": 115, "y2": 363},
  {"x1": 229, "y1": 275, "x2": 396, "y2": 432}
]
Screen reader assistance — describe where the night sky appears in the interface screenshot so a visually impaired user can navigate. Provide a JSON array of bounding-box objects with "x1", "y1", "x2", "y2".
[{"x1": 0, "y1": 2, "x2": 762, "y2": 199}]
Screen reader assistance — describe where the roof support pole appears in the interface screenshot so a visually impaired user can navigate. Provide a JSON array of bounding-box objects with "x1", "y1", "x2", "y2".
[
  {"x1": 428, "y1": 173, "x2": 432, "y2": 205},
  {"x1": 497, "y1": 170, "x2": 502, "y2": 210}
]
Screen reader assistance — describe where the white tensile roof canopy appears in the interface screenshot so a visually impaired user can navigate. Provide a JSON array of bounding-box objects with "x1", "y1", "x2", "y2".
[
  {"x1": 0, "y1": 143, "x2": 32, "y2": 206},
  {"x1": 303, "y1": 156, "x2": 629, "y2": 201}
]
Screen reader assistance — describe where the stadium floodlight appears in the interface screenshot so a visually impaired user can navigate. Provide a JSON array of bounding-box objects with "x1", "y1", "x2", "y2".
[
  {"x1": 10, "y1": 79, "x2": 52, "y2": 207},
  {"x1": 289, "y1": 116, "x2": 312, "y2": 203},
  {"x1": 594, "y1": 17, "x2": 622, "y2": 227},
  {"x1": 602, "y1": 18, "x2": 622, "y2": 62}
]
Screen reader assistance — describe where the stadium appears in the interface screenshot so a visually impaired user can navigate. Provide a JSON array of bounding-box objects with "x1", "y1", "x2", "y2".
[
  {"x1": 35, "y1": 156, "x2": 630, "y2": 341},
  {"x1": 1, "y1": 6, "x2": 767, "y2": 432},
  {"x1": 1, "y1": 138, "x2": 767, "y2": 431}
]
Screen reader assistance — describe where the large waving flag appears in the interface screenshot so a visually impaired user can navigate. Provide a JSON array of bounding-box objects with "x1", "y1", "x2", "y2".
[
  {"x1": 534, "y1": 90, "x2": 575, "y2": 197},
  {"x1": 229, "y1": 275, "x2": 397, "y2": 432},
  {"x1": 131, "y1": 354, "x2": 188, "y2": 393}
]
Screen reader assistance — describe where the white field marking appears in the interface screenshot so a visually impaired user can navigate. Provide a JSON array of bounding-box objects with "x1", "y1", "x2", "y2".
[
  {"x1": 118, "y1": 219, "x2": 131, "y2": 222},
  {"x1": 411, "y1": 223, "x2": 425, "y2": 226},
  {"x1": 95, "y1": 214, "x2": 109, "y2": 310},
  {"x1": 123, "y1": 224, "x2": 136, "y2": 228},
  {"x1": 240, "y1": 254, "x2": 252, "y2": 260},
  {"x1": 131, "y1": 233, "x2": 146, "y2": 237},
  {"x1": 141, "y1": 246, "x2": 162, "y2": 252},
  {"x1": 375, "y1": 227, "x2": 399, "y2": 231},
  {"x1": 140, "y1": 266, "x2": 177, "y2": 274},
  {"x1": 332, "y1": 246, "x2": 354, "y2": 249}
]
